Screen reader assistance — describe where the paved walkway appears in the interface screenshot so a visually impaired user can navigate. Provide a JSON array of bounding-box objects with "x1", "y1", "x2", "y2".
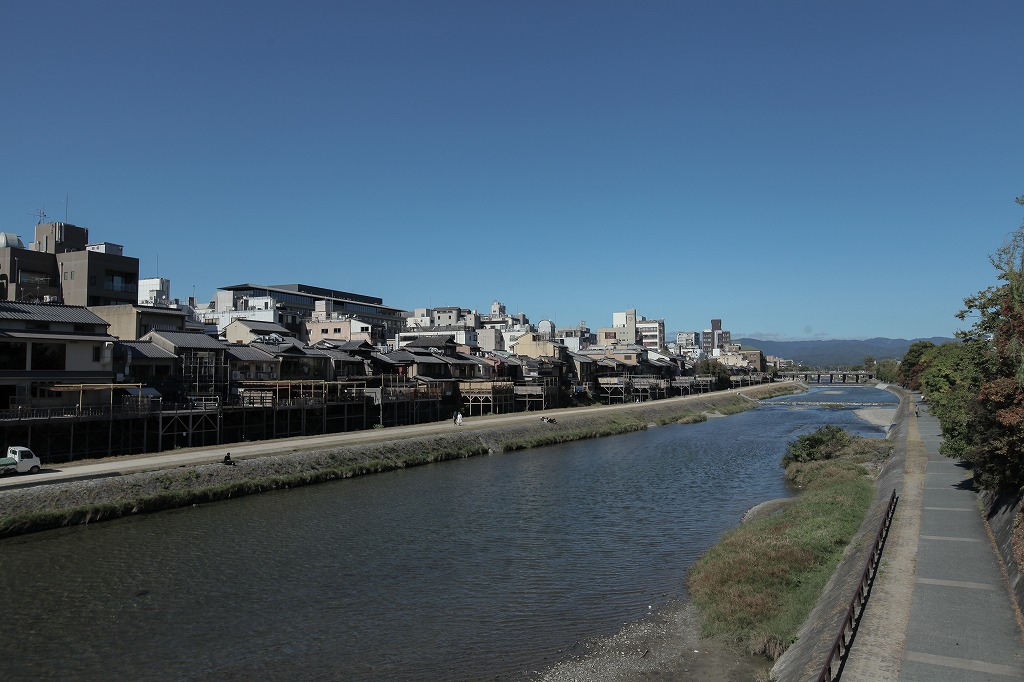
[{"x1": 845, "y1": 397, "x2": 1024, "y2": 680}]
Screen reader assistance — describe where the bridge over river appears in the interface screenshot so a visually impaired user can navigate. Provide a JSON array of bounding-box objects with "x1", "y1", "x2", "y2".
[{"x1": 779, "y1": 370, "x2": 874, "y2": 384}]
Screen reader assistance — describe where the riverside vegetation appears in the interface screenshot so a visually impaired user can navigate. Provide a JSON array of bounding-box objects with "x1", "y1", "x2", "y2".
[
  {"x1": 687, "y1": 424, "x2": 892, "y2": 664},
  {"x1": 0, "y1": 384, "x2": 798, "y2": 538}
]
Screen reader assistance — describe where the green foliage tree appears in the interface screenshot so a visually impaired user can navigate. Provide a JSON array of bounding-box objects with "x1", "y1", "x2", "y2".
[
  {"x1": 918, "y1": 340, "x2": 990, "y2": 462},
  {"x1": 949, "y1": 200, "x2": 1024, "y2": 490},
  {"x1": 898, "y1": 340, "x2": 937, "y2": 390},
  {"x1": 875, "y1": 358, "x2": 900, "y2": 383},
  {"x1": 695, "y1": 358, "x2": 731, "y2": 385},
  {"x1": 863, "y1": 356, "x2": 877, "y2": 373},
  {"x1": 917, "y1": 195, "x2": 1024, "y2": 490}
]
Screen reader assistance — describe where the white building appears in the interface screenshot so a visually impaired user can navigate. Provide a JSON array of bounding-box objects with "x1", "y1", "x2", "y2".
[{"x1": 138, "y1": 277, "x2": 171, "y2": 306}]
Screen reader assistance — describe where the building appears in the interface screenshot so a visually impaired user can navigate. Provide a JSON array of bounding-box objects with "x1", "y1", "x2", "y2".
[
  {"x1": 597, "y1": 309, "x2": 638, "y2": 346},
  {"x1": 140, "y1": 330, "x2": 229, "y2": 401},
  {"x1": 0, "y1": 301, "x2": 116, "y2": 409},
  {"x1": 0, "y1": 222, "x2": 139, "y2": 307},
  {"x1": 224, "y1": 319, "x2": 293, "y2": 345},
  {"x1": 138, "y1": 278, "x2": 171, "y2": 306},
  {"x1": 636, "y1": 318, "x2": 666, "y2": 351},
  {"x1": 554, "y1": 322, "x2": 594, "y2": 352},
  {"x1": 675, "y1": 331, "x2": 700, "y2": 349},
  {"x1": 202, "y1": 283, "x2": 404, "y2": 343},
  {"x1": 89, "y1": 303, "x2": 187, "y2": 341},
  {"x1": 702, "y1": 319, "x2": 732, "y2": 355}
]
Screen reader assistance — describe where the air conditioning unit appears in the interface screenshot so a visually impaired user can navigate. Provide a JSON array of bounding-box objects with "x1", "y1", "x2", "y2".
[{"x1": 269, "y1": 372, "x2": 277, "y2": 379}]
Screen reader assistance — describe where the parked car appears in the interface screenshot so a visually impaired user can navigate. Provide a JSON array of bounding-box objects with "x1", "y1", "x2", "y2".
[{"x1": 0, "y1": 446, "x2": 41, "y2": 475}]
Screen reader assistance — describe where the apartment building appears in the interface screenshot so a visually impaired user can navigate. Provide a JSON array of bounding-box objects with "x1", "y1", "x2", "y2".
[{"x1": 0, "y1": 222, "x2": 139, "y2": 307}]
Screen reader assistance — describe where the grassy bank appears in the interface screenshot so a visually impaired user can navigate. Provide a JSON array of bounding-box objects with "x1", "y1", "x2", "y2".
[
  {"x1": 686, "y1": 428, "x2": 891, "y2": 661},
  {"x1": 0, "y1": 384, "x2": 801, "y2": 538}
]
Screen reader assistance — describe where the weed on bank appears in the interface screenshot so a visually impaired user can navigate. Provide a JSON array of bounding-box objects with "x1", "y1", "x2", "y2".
[{"x1": 687, "y1": 425, "x2": 892, "y2": 660}]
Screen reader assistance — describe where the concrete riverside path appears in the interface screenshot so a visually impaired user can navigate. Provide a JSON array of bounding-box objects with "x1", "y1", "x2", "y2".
[{"x1": 843, "y1": 396, "x2": 1024, "y2": 681}]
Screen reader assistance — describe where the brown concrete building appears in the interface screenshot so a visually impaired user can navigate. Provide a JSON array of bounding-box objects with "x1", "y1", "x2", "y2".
[
  {"x1": 0, "y1": 222, "x2": 139, "y2": 307},
  {"x1": 89, "y1": 304, "x2": 187, "y2": 341}
]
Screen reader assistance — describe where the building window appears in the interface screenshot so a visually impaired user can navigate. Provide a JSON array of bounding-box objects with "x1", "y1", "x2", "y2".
[
  {"x1": 31, "y1": 343, "x2": 66, "y2": 371},
  {"x1": 93, "y1": 346, "x2": 102, "y2": 362},
  {"x1": 20, "y1": 271, "x2": 50, "y2": 286},
  {"x1": 0, "y1": 341, "x2": 27, "y2": 370}
]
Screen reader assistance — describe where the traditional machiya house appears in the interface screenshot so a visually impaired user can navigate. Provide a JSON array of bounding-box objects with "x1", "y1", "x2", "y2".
[
  {"x1": 223, "y1": 345, "x2": 278, "y2": 382},
  {"x1": 248, "y1": 337, "x2": 331, "y2": 381},
  {"x1": 507, "y1": 332, "x2": 570, "y2": 362},
  {"x1": 385, "y1": 347, "x2": 451, "y2": 380},
  {"x1": 0, "y1": 301, "x2": 116, "y2": 409},
  {"x1": 566, "y1": 351, "x2": 597, "y2": 394},
  {"x1": 89, "y1": 303, "x2": 187, "y2": 340},
  {"x1": 113, "y1": 340, "x2": 177, "y2": 386},
  {"x1": 395, "y1": 326, "x2": 479, "y2": 349},
  {"x1": 457, "y1": 354, "x2": 514, "y2": 417},
  {"x1": 224, "y1": 319, "x2": 293, "y2": 345},
  {"x1": 140, "y1": 330, "x2": 229, "y2": 403},
  {"x1": 309, "y1": 341, "x2": 367, "y2": 379}
]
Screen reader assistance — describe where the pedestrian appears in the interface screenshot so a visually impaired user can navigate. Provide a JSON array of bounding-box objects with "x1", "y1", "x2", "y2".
[{"x1": 456, "y1": 412, "x2": 463, "y2": 426}]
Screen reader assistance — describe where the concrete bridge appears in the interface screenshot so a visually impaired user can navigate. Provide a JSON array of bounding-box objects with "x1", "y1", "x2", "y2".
[{"x1": 779, "y1": 370, "x2": 874, "y2": 384}]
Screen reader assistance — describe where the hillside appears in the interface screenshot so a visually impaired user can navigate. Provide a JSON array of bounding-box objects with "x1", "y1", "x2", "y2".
[{"x1": 733, "y1": 337, "x2": 956, "y2": 368}]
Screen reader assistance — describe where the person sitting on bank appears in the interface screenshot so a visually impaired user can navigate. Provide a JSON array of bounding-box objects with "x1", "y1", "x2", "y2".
[{"x1": 223, "y1": 453, "x2": 235, "y2": 465}]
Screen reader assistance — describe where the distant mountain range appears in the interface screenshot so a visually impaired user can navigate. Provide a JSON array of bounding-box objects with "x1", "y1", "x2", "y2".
[{"x1": 733, "y1": 337, "x2": 957, "y2": 367}]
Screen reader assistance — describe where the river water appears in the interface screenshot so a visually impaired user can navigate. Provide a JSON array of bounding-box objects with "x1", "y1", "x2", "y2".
[{"x1": 0, "y1": 386, "x2": 897, "y2": 681}]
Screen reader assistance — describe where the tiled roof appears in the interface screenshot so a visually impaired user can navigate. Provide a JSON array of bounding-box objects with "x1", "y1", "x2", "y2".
[
  {"x1": 250, "y1": 338, "x2": 329, "y2": 358},
  {"x1": 0, "y1": 301, "x2": 108, "y2": 325},
  {"x1": 114, "y1": 341, "x2": 177, "y2": 360},
  {"x1": 223, "y1": 345, "x2": 276, "y2": 362},
  {"x1": 405, "y1": 335, "x2": 456, "y2": 348},
  {"x1": 229, "y1": 319, "x2": 292, "y2": 334},
  {"x1": 145, "y1": 330, "x2": 226, "y2": 349},
  {"x1": 315, "y1": 347, "x2": 361, "y2": 362}
]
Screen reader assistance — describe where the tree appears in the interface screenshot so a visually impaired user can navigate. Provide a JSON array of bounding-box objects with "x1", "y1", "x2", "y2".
[
  {"x1": 899, "y1": 341, "x2": 937, "y2": 390},
  {"x1": 876, "y1": 359, "x2": 900, "y2": 383},
  {"x1": 941, "y1": 194, "x2": 1024, "y2": 490},
  {"x1": 863, "y1": 356, "x2": 877, "y2": 374},
  {"x1": 695, "y1": 358, "x2": 731, "y2": 385},
  {"x1": 919, "y1": 340, "x2": 989, "y2": 462}
]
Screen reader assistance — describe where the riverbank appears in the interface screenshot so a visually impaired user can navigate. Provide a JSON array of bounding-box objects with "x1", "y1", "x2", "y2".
[
  {"x1": 0, "y1": 384, "x2": 800, "y2": 539},
  {"x1": 540, "y1": 384, "x2": 903, "y2": 682}
]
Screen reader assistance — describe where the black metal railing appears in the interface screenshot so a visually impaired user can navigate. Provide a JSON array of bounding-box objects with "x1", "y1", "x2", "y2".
[{"x1": 816, "y1": 488, "x2": 899, "y2": 681}]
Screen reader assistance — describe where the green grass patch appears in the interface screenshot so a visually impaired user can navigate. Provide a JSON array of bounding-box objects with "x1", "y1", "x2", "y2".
[{"x1": 687, "y1": 430, "x2": 889, "y2": 660}]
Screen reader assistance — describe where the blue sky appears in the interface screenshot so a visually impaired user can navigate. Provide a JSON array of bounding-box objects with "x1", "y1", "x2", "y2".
[{"x1": 2, "y1": 1, "x2": 1021, "y2": 341}]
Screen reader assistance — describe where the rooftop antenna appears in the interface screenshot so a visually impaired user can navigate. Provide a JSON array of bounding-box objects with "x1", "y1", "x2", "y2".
[{"x1": 27, "y1": 207, "x2": 47, "y2": 224}]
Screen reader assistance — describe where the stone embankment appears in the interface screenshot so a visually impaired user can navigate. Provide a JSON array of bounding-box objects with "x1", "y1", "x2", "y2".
[{"x1": 0, "y1": 384, "x2": 799, "y2": 538}]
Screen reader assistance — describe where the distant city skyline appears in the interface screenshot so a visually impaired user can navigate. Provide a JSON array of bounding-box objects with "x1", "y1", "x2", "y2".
[{"x1": 3, "y1": 1, "x2": 1020, "y2": 341}]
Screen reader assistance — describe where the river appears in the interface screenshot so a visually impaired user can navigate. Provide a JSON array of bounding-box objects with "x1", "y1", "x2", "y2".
[{"x1": 0, "y1": 385, "x2": 897, "y2": 681}]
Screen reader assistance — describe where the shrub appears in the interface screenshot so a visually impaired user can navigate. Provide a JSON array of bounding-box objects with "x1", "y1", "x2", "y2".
[{"x1": 781, "y1": 425, "x2": 850, "y2": 466}]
